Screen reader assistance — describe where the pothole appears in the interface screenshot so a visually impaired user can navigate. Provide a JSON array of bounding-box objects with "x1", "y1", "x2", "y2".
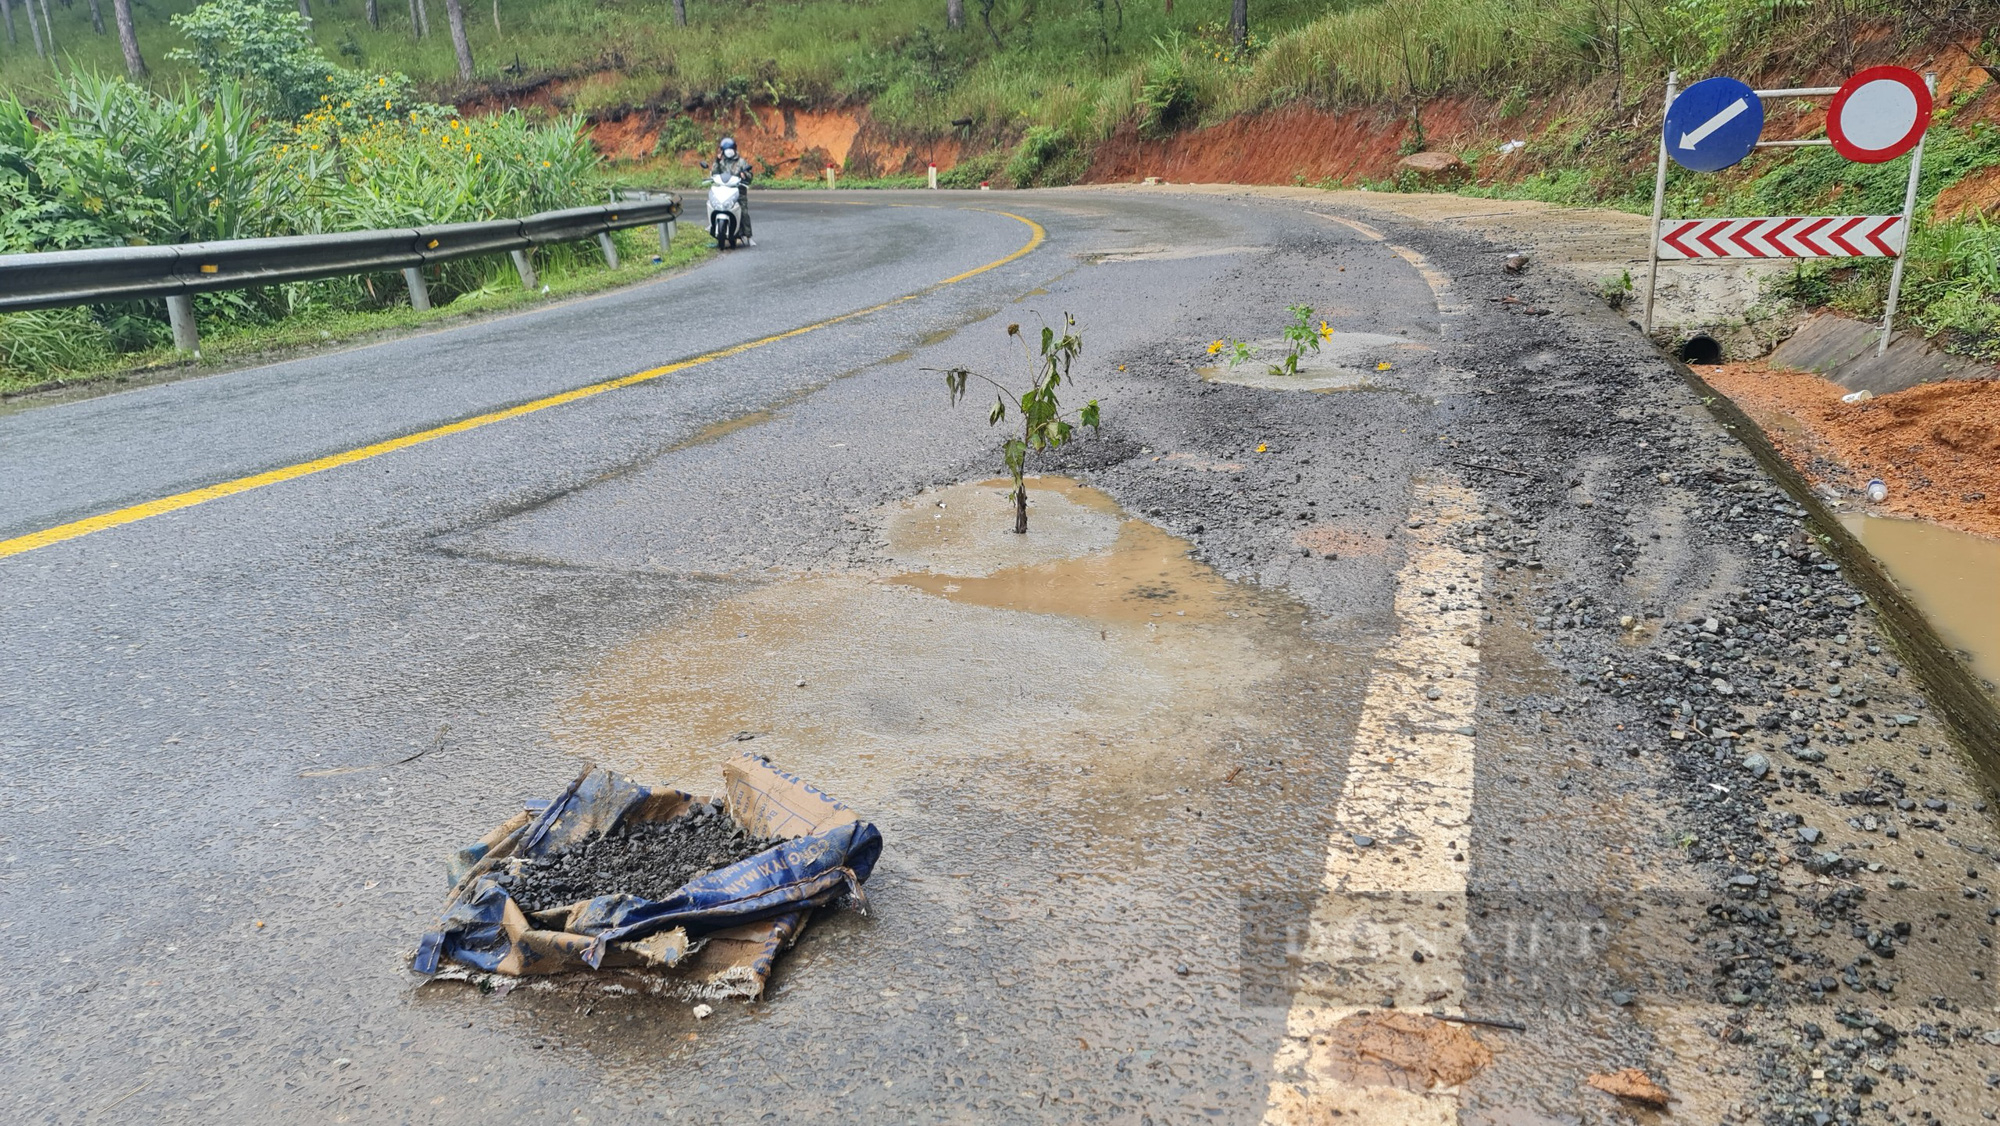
[
  {"x1": 1200, "y1": 332, "x2": 1430, "y2": 392},
  {"x1": 1083, "y1": 245, "x2": 1265, "y2": 263},
  {"x1": 550, "y1": 477, "x2": 1364, "y2": 832}
]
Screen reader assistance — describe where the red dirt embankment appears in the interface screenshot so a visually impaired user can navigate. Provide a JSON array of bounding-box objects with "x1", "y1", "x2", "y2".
[
  {"x1": 1084, "y1": 99, "x2": 1486, "y2": 186},
  {"x1": 1705, "y1": 361, "x2": 2000, "y2": 539},
  {"x1": 460, "y1": 77, "x2": 952, "y2": 178}
]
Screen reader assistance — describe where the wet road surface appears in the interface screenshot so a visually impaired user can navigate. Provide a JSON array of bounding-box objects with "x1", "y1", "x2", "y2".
[{"x1": 5, "y1": 188, "x2": 2000, "y2": 1125}]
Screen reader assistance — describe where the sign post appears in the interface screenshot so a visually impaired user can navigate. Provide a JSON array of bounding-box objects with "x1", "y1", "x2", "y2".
[
  {"x1": 1641, "y1": 71, "x2": 1678, "y2": 334},
  {"x1": 1823, "y1": 67, "x2": 1938, "y2": 355},
  {"x1": 1642, "y1": 66, "x2": 1934, "y2": 355}
]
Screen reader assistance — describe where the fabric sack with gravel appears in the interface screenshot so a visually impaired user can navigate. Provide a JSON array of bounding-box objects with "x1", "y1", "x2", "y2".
[{"x1": 413, "y1": 752, "x2": 882, "y2": 998}]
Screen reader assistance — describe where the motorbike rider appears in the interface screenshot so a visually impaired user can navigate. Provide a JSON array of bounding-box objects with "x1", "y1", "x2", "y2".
[{"x1": 706, "y1": 135, "x2": 754, "y2": 240}]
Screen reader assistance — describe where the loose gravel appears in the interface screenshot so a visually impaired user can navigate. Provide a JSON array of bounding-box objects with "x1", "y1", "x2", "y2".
[{"x1": 502, "y1": 799, "x2": 789, "y2": 913}]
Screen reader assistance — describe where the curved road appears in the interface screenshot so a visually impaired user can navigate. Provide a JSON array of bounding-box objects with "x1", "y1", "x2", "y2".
[{"x1": 4, "y1": 189, "x2": 1996, "y2": 1124}]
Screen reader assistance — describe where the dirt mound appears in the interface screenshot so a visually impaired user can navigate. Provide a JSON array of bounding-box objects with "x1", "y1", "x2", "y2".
[
  {"x1": 1703, "y1": 361, "x2": 2000, "y2": 538},
  {"x1": 502, "y1": 799, "x2": 788, "y2": 912}
]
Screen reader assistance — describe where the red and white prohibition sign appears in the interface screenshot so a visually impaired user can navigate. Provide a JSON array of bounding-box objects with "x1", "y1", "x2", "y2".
[
  {"x1": 1827, "y1": 66, "x2": 1933, "y2": 164},
  {"x1": 1656, "y1": 214, "x2": 1906, "y2": 259}
]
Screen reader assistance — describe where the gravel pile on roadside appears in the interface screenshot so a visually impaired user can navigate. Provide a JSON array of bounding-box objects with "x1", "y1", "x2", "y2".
[
  {"x1": 1048, "y1": 199, "x2": 2000, "y2": 1124},
  {"x1": 502, "y1": 800, "x2": 789, "y2": 912}
]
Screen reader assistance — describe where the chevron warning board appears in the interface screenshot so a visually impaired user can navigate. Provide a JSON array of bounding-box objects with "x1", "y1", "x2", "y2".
[{"x1": 1656, "y1": 215, "x2": 1906, "y2": 259}]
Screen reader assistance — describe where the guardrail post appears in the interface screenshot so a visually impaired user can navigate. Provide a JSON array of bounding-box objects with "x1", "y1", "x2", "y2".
[
  {"x1": 657, "y1": 220, "x2": 673, "y2": 253},
  {"x1": 597, "y1": 232, "x2": 620, "y2": 269},
  {"x1": 402, "y1": 267, "x2": 432, "y2": 312},
  {"x1": 510, "y1": 248, "x2": 538, "y2": 290},
  {"x1": 165, "y1": 294, "x2": 200, "y2": 356}
]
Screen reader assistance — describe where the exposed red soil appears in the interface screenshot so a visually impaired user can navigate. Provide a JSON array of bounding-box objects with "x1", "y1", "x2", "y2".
[
  {"x1": 457, "y1": 75, "x2": 568, "y2": 117},
  {"x1": 1705, "y1": 360, "x2": 2000, "y2": 539},
  {"x1": 457, "y1": 81, "x2": 949, "y2": 179},
  {"x1": 1084, "y1": 99, "x2": 1488, "y2": 186},
  {"x1": 1936, "y1": 164, "x2": 2000, "y2": 219}
]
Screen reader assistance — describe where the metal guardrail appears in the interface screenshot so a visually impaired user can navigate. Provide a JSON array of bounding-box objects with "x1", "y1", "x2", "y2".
[{"x1": 0, "y1": 194, "x2": 680, "y2": 352}]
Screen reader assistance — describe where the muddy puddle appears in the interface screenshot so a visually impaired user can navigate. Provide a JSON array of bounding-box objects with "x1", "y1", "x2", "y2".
[
  {"x1": 554, "y1": 477, "x2": 1331, "y2": 808},
  {"x1": 1841, "y1": 512, "x2": 2000, "y2": 689},
  {"x1": 1199, "y1": 332, "x2": 1428, "y2": 392}
]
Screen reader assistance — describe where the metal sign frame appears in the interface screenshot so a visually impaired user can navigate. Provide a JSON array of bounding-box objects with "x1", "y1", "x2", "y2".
[{"x1": 1642, "y1": 70, "x2": 1934, "y2": 357}]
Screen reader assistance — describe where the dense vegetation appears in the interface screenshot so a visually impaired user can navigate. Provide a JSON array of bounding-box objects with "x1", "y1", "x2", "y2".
[{"x1": 0, "y1": 0, "x2": 675, "y2": 388}]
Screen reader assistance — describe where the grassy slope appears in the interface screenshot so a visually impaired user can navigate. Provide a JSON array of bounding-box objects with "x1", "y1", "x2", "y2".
[
  {"x1": 6, "y1": 0, "x2": 1995, "y2": 356},
  {"x1": 2, "y1": 0, "x2": 1348, "y2": 125}
]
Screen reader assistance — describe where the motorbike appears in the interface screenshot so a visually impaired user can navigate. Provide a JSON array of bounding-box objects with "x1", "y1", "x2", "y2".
[{"x1": 705, "y1": 172, "x2": 747, "y2": 249}]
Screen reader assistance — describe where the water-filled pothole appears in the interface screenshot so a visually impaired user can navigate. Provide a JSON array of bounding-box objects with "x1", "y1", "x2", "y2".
[{"x1": 552, "y1": 477, "x2": 1365, "y2": 834}]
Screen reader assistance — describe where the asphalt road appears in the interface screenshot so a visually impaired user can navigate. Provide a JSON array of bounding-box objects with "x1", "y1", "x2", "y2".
[{"x1": 5, "y1": 188, "x2": 1998, "y2": 1125}]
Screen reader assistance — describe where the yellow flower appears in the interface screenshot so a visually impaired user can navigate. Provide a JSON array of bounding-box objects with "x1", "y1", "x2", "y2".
[
  {"x1": 1318, "y1": 321, "x2": 1333, "y2": 339},
  {"x1": 1376, "y1": 361, "x2": 1392, "y2": 371},
  {"x1": 1255, "y1": 443, "x2": 1268, "y2": 453},
  {"x1": 1207, "y1": 340, "x2": 1224, "y2": 355}
]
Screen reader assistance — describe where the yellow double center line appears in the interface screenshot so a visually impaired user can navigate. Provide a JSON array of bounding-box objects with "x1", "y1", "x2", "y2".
[{"x1": 0, "y1": 208, "x2": 1045, "y2": 560}]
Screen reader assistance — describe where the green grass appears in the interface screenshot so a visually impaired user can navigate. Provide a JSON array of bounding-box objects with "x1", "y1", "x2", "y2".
[
  {"x1": 0, "y1": 224, "x2": 710, "y2": 394},
  {"x1": 2, "y1": 0, "x2": 1349, "y2": 128}
]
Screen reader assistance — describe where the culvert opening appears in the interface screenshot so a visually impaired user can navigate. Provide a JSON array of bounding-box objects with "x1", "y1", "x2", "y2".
[{"x1": 1679, "y1": 335, "x2": 1723, "y2": 365}]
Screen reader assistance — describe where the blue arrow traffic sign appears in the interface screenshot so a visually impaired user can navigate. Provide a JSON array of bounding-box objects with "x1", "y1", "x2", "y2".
[{"x1": 1664, "y1": 76, "x2": 1765, "y2": 172}]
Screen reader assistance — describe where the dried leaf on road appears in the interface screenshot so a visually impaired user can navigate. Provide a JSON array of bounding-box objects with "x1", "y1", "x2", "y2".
[{"x1": 1587, "y1": 1067, "x2": 1671, "y2": 1107}]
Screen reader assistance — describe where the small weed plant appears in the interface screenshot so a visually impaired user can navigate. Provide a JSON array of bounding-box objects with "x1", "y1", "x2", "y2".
[
  {"x1": 1207, "y1": 303, "x2": 1332, "y2": 375},
  {"x1": 941, "y1": 315, "x2": 1103, "y2": 534}
]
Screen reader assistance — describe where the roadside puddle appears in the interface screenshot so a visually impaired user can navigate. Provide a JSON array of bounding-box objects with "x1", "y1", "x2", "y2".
[{"x1": 1840, "y1": 512, "x2": 2000, "y2": 688}]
